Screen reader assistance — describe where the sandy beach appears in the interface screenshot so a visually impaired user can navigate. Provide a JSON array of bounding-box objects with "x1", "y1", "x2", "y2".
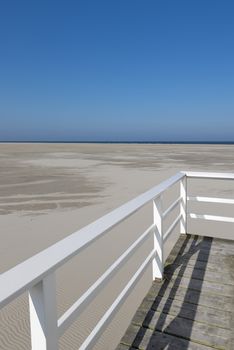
[{"x1": 1, "y1": 143, "x2": 234, "y2": 350}]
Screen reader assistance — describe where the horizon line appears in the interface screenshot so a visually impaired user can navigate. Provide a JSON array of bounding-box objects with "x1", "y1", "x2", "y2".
[{"x1": 1, "y1": 140, "x2": 234, "y2": 145}]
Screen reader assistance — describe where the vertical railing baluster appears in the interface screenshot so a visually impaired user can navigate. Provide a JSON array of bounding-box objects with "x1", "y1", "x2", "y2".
[
  {"x1": 152, "y1": 195, "x2": 164, "y2": 280},
  {"x1": 29, "y1": 273, "x2": 58, "y2": 350},
  {"x1": 180, "y1": 175, "x2": 187, "y2": 234}
]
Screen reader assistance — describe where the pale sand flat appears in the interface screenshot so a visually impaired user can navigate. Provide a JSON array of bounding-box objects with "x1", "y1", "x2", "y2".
[{"x1": 0, "y1": 143, "x2": 234, "y2": 349}]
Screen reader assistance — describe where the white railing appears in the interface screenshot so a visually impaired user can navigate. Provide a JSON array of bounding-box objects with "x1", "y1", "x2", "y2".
[
  {"x1": 185, "y1": 171, "x2": 234, "y2": 224},
  {"x1": 0, "y1": 171, "x2": 234, "y2": 349}
]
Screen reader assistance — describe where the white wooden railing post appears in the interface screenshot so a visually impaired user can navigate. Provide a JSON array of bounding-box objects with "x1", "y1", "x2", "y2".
[
  {"x1": 152, "y1": 195, "x2": 164, "y2": 280},
  {"x1": 29, "y1": 273, "x2": 58, "y2": 350},
  {"x1": 180, "y1": 175, "x2": 187, "y2": 234}
]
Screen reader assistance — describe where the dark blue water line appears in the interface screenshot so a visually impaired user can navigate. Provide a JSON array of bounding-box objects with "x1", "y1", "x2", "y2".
[{"x1": 1, "y1": 141, "x2": 234, "y2": 145}]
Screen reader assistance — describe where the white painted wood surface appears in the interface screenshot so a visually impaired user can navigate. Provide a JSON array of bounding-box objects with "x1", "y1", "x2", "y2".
[
  {"x1": 183, "y1": 171, "x2": 234, "y2": 180},
  {"x1": 163, "y1": 196, "x2": 181, "y2": 219},
  {"x1": 152, "y1": 196, "x2": 163, "y2": 280},
  {"x1": 29, "y1": 273, "x2": 58, "y2": 350},
  {"x1": 164, "y1": 214, "x2": 182, "y2": 243},
  {"x1": 180, "y1": 177, "x2": 187, "y2": 234},
  {"x1": 79, "y1": 249, "x2": 155, "y2": 350},
  {"x1": 189, "y1": 213, "x2": 234, "y2": 223},
  {"x1": 58, "y1": 224, "x2": 155, "y2": 335},
  {"x1": 188, "y1": 196, "x2": 234, "y2": 204}
]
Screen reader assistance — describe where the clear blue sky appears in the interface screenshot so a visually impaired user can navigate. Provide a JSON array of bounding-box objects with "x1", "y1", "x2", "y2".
[{"x1": 0, "y1": 0, "x2": 233, "y2": 141}]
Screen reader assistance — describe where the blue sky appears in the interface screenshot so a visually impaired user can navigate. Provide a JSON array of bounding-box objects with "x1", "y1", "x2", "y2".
[{"x1": 0, "y1": 0, "x2": 233, "y2": 141}]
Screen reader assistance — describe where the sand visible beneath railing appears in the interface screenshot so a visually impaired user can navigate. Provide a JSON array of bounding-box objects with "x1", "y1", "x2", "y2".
[{"x1": 0, "y1": 143, "x2": 234, "y2": 350}]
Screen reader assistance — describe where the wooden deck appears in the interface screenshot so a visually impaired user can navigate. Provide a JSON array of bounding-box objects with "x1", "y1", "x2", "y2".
[{"x1": 117, "y1": 234, "x2": 234, "y2": 350}]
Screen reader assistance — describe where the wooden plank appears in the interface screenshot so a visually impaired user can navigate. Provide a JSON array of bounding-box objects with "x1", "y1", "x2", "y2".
[
  {"x1": 162, "y1": 274, "x2": 234, "y2": 297},
  {"x1": 120, "y1": 324, "x2": 217, "y2": 350},
  {"x1": 166, "y1": 257, "x2": 232, "y2": 273},
  {"x1": 115, "y1": 344, "x2": 132, "y2": 350},
  {"x1": 147, "y1": 283, "x2": 234, "y2": 312},
  {"x1": 165, "y1": 235, "x2": 208, "y2": 263},
  {"x1": 191, "y1": 243, "x2": 234, "y2": 254},
  {"x1": 208, "y1": 237, "x2": 234, "y2": 247},
  {"x1": 177, "y1": 244, "x2": 234, "y2": 261},
  {"x1": 165, "y1": 264, "x2": 234, "y2": 286},
  {"x1": 131, "y1": 309, "x2": 230, "y2": 349},
  {"x1": 179, "y1": 250, "x2": 233, "y2": 265},
  {"x1": 166, "y1": 235, "x2": 234, "y2": 264},
  {"x1": 136, "y1": 297, "x2": 232, "y2": 329}
]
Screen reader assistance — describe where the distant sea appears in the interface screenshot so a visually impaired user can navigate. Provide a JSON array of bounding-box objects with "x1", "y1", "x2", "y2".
[{"x1": 1, "y1": 141, "x2": 234, "y2": 144}]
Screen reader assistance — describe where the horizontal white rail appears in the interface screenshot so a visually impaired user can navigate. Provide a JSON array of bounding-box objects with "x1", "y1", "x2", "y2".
[
  {"x1": 163, "y1": 214, "x2": 182, "y2": 243},
  {"x1": 188, "y1": 196, "x2": 234, "y2": 205},
  {"x1": 58, "y1": 224, "x2": 155, "y2": 335},
  {"x1": 189, "y1": 213, "x2": 234, "y2": 223},
  {"x1": 79, "y1": 249, "x2": 155, "y2": 350},
  {"x1": 163, "y1": 197, "x2": 181, "y2": 219},
  {"x1": 184, "y1": 171, "x2": 234, "y2": 180}
]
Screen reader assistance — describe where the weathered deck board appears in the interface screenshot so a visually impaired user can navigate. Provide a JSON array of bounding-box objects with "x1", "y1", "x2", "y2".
[{"x1": 117, "y1": 234, "x2": 234, "y2": 350}]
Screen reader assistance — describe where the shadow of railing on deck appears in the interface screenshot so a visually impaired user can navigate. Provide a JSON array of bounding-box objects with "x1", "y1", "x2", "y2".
[{"x1": 131, "y1": 235, "x2": 213, "y2": 349}]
